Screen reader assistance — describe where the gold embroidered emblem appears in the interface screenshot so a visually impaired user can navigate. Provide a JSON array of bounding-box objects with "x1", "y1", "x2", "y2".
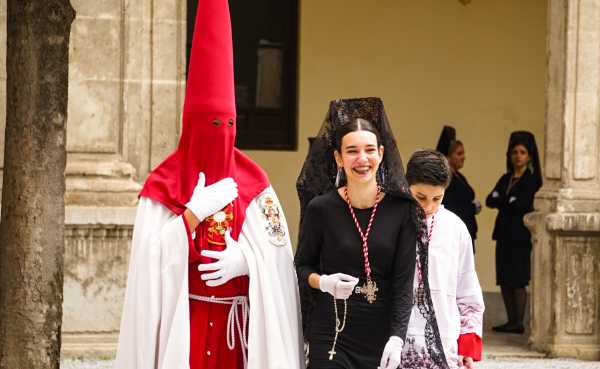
[
  {"x1": 205, "y1": 203, "x2": 234, "y2": 246},
  {"x1": 258, "y1": 193, "x2": 287, "y2": 246}
]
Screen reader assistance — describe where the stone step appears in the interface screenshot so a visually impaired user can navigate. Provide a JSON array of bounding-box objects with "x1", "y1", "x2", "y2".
[
  {"x1": 62, "y1": 333, "x2": 118, "y2": 359},
  {"x1": 483, "y1": 330, "x2": 546, "y2": 359}
]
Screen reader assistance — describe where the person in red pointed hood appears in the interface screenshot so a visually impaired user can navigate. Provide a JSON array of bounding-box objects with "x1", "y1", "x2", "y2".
[
  {"x1": 115, "y1": 0, "x2": 304, "y2": 368},
  {"x1": 139, "y1": 0, "x2": 268, "y2": 241}
]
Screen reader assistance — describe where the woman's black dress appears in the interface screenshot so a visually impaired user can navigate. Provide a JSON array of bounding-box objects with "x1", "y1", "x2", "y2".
[
  {"x1": 442, "y1": 170, "x2": 478, "y2": 246},
  {"x1": 295, "y1": 190, "x2": 416, "y2": 369},
  {"x1": 486, "y1": 170, "x2": 540, "y2": 288}
]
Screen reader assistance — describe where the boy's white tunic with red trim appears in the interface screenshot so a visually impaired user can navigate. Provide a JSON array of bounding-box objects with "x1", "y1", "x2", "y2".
[
  {"x1": 402, "y1": 206, "x2": 484, "y2": 369},
  {"x1": 114, "y1": 0, "x2": 304, "y2": 367}
]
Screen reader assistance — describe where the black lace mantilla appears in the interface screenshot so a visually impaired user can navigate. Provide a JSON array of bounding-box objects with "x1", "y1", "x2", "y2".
[
  {"x1": 412, "y1": 204, "x2": 449, "y2": 369},
  {"x1": 297, "y1": 97, "x2": 410, "y2": 221},
  {"x1": 296, "y1": 97, "x2": 449, "y2": 369}
]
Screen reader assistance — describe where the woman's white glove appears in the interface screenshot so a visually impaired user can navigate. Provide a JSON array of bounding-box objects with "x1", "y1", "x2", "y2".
[
  {"x1": 379, "y1": 336, "x2": 404, "y2": 369},
  {"x1": 319, "y1": 273, "x2": 359, "y2": 299},
  {"x1": 185, "y1": 172, "x2": 238, "y2": 222},
  {"x1": 198, "y1": 230, "x2": 248, "y2": 287}
]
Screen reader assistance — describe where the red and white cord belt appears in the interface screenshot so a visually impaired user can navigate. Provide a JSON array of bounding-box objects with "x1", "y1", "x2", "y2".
[{"x1": 189, "y1": 294, "x2": 249, "y2": 368}]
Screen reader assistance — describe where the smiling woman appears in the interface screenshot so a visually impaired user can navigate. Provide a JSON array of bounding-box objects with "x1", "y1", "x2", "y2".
[
  {"x1": 295, "y1": 98, "x2": 448, "y2": 369},
  {"x1": 333, "y1": 118, "x2": 384, "y2": 206}
]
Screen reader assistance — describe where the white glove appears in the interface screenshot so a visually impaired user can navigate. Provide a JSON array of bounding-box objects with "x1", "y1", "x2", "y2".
[
  {"x1": 472, "y1": 199, "x2": 482, "y2": 214},
  {"x1": 508, "y1": 196, "x2": 517, "y2": 204},
  {"x1": 379, "y1": 336, "x2": 404, "y2": 369},
  {"x1": 319, "y1": 273, "x2": 359, "y2": 299},
  {"x1": 198, "y1": 230, "x2": 248, "y2": 287},
  {"x1": 185, "y1": 172, "x2": 238, "y2": 222}
]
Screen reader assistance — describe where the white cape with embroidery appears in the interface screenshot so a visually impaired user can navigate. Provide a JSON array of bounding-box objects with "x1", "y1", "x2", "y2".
[{"x1": 114, "y1": 186, "x2": 305, "y2": 369}]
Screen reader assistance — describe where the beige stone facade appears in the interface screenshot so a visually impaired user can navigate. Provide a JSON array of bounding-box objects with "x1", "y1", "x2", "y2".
[
  {"x1": 525, "y1": 0, "x2": 600, "y2": 359},
  {"x1": 63, "y1": 0, "x2": 186, "y2": 332},
  {"x1": 0, "y1": 0, "x2": 186, "y2": 333}
]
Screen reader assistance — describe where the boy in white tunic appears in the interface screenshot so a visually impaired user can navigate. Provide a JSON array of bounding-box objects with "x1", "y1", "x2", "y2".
[{"x1": 402, "y1": 150, "x2": 485, "y2": 369}]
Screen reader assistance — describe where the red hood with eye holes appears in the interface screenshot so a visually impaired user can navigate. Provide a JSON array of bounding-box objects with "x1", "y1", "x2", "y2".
[{"x1": 139, "y1": 0, "x2": 269, "y2": 240}]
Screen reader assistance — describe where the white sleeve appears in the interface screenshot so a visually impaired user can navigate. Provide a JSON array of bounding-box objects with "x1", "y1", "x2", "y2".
[
  {"x1": 456, "y1": 225, "x2": 485, "y2": 337},
  {"x1": 238, "y1": 186, "x2": 305, "y2": 369}
]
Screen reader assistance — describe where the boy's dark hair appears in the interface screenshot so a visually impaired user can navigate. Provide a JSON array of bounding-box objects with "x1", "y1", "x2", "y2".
[{"x1": 406, "y1": 149, "x2": 451, "y2": 187}]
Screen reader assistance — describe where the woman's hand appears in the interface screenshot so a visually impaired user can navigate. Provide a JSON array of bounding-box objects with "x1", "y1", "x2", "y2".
[
  {"x1": 378, "y1": 336, "x2": 403, "y2": 369},
  {"x1": 472, "y1": 199, "x2": 482, "y2": 214},
  {"x1": 318, "y1": 273, "x2": 359, "y2": 299},
  {"x1": 458, "y1": 355, "x2": 475, "y2": 369}
]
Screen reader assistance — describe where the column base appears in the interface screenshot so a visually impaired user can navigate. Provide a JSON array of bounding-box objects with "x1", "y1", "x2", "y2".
[
  {"x1": 526, "y1": 207, "x2": 600, "y2": 361},
  {"x1": 65, "y1": 159, "x2": 142, "y2": 207},
  {"x1": 63, "y1": 206, "x2": 136, "y2": 334}
]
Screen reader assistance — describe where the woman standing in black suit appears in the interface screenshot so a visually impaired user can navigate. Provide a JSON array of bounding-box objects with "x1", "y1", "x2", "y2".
[
  {"x1": 436, "y1": 126, "x2": 480, "y2": 252},
  {"x1": 486, "y1": 131, "x2": 542, "y2": 334}
]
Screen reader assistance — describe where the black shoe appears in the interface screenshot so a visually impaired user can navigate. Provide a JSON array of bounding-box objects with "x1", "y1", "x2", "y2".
[
  {"x1": 492, "y1": 322, "x2": 511, "y2": 332},
  {"x1": 494, "y1": 323, "x2": 525, "y2": 334},
  {"x1": 504, "y1": 323, "x2": 525, "y2": 334}
]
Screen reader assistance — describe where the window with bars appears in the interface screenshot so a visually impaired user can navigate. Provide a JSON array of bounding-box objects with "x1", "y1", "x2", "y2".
[{"x1": 187, "y1": 0, "x2": 298, "y2": 150}]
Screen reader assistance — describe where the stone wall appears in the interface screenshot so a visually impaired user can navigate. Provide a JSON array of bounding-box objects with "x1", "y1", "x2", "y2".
[
  {"x1": 0, "y1": 0, "x2": 186, "y2": 334},
  {"x1": 65, "y1": 0, "x2": 187, "y2": 207},
  {"x1": 63, "y1": 208, "x2": 136, "y2": 332},
  {"x1": 64, "y1": 0, "x2": 186, "y2": 333}
]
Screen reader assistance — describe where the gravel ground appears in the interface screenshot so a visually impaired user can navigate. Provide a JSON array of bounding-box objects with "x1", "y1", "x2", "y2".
[
  {"x1": 61, "y1": 359, "x2": 114, "y2": 369},
  {"x1": 477, "y1": 358, "x2": 600, "y2": 369},
  {"x1": 61, "y1": 358, "x2": 600, "y2": 369}
]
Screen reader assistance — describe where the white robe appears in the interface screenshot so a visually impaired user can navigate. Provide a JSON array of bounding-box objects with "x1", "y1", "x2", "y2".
[
  {"x1": 404, "y1": 205, "x2": 484, "y2": 368},
  {"x1": 114, "y1": 186, "x2": 305, "y2": 369}
]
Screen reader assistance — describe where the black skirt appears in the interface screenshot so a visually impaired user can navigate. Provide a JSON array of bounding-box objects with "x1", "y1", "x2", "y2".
[
  {"x1": 308, "y1": 279, "x2": 391, "y2": 369},
  {"x1": 495, "y1": 239, "x2": 531, "y2": 288}
]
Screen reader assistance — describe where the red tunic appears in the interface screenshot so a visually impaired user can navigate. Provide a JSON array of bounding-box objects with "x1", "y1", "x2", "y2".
[{"x1": 184, "y1": 204, "x2": 248, "y2": 369}]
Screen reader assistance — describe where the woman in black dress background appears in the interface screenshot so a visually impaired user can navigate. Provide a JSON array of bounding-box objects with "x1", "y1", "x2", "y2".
[
  {"x1": 296, "y1": 98, "x2": 448, "y2": 369},
  {"x1": 486, "y1": 131, "x2": 542, "y2": 334},
  {"x1": 436, "y1": 126, "x2": 480, "y2": 252}
]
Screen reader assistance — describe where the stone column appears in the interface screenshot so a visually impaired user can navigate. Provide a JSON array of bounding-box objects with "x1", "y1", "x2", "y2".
[
  {"x1": 526, "y1": 0, "x2": 600, "y2": 360},
  {"x1": 66, "y1": 0, "x2": 186, "y2": 207},
  {"x1": 60, "y1": 0, "x2": 186, "y2": 335}
]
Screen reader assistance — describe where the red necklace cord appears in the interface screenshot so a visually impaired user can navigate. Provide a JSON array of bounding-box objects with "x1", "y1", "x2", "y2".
[{"x1": 343, "y1": 186, "x2": 381, "y2": 280}]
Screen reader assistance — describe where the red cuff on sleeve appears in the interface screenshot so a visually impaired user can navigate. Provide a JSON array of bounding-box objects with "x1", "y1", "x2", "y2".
[{"x1": 457, "y1": 333, "x2": 482, "y2": 361}]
